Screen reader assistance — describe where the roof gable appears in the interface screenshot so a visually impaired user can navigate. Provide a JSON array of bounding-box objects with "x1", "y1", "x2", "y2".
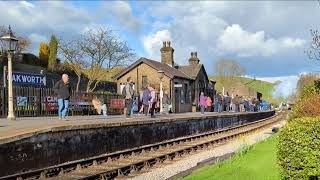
[
  {"x1": 178, "y1": 64, "x2": 209, "y2": 82},
  {"x1": 113, "y1": 57, "x2": 191, "y2": 80}
]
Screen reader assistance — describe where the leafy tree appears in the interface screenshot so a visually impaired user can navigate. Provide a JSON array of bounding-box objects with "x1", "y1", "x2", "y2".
[
  {"x1": 38, "y1": 42, "x2": 49, "y2": 66},
  {"x1": 48, "y1": 34, "x2": 58, "y2": 70}
]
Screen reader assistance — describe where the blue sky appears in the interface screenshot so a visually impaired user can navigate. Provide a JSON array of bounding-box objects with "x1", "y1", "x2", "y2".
[{"x1": 1, "y1": 1, "x2": 319, "y2": 90}]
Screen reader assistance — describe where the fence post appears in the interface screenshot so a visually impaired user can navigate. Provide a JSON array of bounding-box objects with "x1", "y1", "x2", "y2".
[
  {"x1": 37, "y1": 87, "x2": 41, "y2": 116},
  {"x1": 0, "y1": 86, "x2": 5, "y2": 117}
]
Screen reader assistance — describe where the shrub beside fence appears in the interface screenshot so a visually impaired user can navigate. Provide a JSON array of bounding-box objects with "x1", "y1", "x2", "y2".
[
  {"x1": 0, "y1": 85, "x2": 123, "y2": 118},
  {"x1": 278, "y1": 117, "x2": 320, "y2": 179},
  {"x1": 278, "y1": 84, "x2": 320, "y2": 179}
]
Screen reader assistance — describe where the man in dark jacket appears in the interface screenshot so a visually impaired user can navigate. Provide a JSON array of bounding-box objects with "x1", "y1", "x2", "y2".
[
  {"x1": 123, "y1": 77, "x2": 134, "y2": 118},
  {"x1": 53, "y1": 74, "x2": 71, "y2": 120}
]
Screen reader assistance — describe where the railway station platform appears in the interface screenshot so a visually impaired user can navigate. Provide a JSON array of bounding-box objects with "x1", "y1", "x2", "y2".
[{"x1": 0, "y1": 111, "x2": 275, "y2": 177}]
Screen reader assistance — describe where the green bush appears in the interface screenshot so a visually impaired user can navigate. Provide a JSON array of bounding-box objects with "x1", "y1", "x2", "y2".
[{"x1": 278, "y1": 116, "x2": 320, "y2": 179}]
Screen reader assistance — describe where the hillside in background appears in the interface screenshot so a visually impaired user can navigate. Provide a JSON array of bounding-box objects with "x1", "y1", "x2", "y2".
[{"x1": 209, "y1": 76, "x2": 284, "y2": 104}]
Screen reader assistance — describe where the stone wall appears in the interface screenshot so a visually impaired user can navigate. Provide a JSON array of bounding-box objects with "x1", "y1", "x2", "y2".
[
  {"x1": 117, "y1": 63, "x2": 171, "y2": 94},
  {"x1": 0, "y1": 111, "x2": 275, "y2": 177}
]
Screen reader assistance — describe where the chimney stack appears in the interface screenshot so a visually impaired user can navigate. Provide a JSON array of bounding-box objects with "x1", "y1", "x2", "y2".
[
  {"x1": 160, "y1": 41, "x2": 174, "y2": 67},
  {"x1": 188, "y1": 51, "x2": 200, "y2": 65}
]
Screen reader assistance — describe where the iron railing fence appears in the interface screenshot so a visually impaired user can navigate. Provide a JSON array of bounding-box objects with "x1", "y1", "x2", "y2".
[{"x1": 0, "y1": 85, "x2": 123, "y2": 118}]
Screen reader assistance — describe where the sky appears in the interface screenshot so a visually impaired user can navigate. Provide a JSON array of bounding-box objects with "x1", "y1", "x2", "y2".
[{"x1": 1, "y1": 1, "x2": 319, "y2": 97}]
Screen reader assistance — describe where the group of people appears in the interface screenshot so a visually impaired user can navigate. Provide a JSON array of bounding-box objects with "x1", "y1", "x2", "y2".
[
  {"x1": 53, "y1": 74, "x2": 171, "y2": 120},
  {"x1": 122, "y1": 77, "x2": 171, "y2": 118},
  {"x1": 198, "y1": 92, "x2": 270, "y2": 114},
  {"x1": 54, "y1": 73, "x2": 109, "y2": 120},
  {"x1": 53, "y1": 74, "x2": 270, "y2": 120}
]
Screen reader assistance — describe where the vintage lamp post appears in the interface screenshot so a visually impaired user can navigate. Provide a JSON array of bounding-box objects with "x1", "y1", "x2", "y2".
[
  {"x1": 158, "y1": 70, "x2": 164, "y2": 113},
  {"x1": 1, "y1": 26, "x2": 19, "y2": 120}
]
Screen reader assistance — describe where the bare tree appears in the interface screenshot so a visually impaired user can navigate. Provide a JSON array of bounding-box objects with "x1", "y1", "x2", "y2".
[
  {"x1": 214, "y1": 59, "x2": 245, "y2": 89},
  {"x1": 296, "y1": 73, "x2": 320, "y2": 95},
  {"x1": 78, "y1": 27, "x2": 135, "y2": 92},
  {"x1": 306, "y1": 29, "x2": 320, "y2": 62},
  {"x1": 59, "y1": 39, "x2": 87, "y2": 92},
  {"x1": 0, "y1": 25, "x2": 30, "y2": 53}
]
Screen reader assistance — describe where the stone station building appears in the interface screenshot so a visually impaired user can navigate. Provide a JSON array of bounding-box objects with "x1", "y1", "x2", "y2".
[{"x1": 113, "y1": 41, "x2": 215, "y2": 113}]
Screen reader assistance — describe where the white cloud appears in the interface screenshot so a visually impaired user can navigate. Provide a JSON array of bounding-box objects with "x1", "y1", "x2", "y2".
[
  {"x1": 0, "y1": 1, "x2": 92, "y2": 33},
  {"x1": 20, "y1": 1, "x2": 35, "y2": 8},
  {"x1": 141, "y1": 1, "x2": 317, "y2": 77},
  {"x1": 217, "y1": 24, "x2": 306, "y2": 57},
  {"x1": 101, "y1": 1, "x2": 141, "y2": 31},
  {"x1": 281, "y1": 38, "x2": 306, "y2": 48},
  {"x1": 271, "y1": 76, "x2": 299, "y2": 98},
  {"x1": 28, "y1": 33, "x2": 47, "y2": 44},
  {"x1": 142, "y1": 30, "x2": 172, "y2": 58},
  {"x1": 0, "y1": 1, "x2": 93, "y2": 54}
]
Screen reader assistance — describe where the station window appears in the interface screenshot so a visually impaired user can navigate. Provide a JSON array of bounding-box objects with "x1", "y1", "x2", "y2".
[{"x1": 142, "y1": 76, "x2": 148, "y2": 88}]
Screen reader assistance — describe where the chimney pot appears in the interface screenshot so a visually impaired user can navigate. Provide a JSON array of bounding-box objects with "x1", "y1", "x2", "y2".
[{"x1": 160, "y1": 41, "x2": 174, "y2": 67}]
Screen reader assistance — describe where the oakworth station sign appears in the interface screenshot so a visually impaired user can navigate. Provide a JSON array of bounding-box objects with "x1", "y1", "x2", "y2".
[{"x1": 3, "y1": 70, "x2": 46, "y2": 86}]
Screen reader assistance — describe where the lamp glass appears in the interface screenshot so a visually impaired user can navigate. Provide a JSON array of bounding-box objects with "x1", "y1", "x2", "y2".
[
  {"x1": 0, "y1": 27, "x2": 19, "y2": 52},
  {"x1": 1, "y1": 38, "x2": 18, "y2": 52}
]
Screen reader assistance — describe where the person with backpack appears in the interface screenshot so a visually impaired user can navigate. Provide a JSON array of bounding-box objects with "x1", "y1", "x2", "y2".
[{"x1": 122, "y1": 77, "x2": 134, "y2": 118}]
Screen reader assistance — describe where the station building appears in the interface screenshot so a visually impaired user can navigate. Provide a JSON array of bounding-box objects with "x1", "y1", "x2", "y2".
[{"x1": 113, "y1": 41, "x2": 215, "y2": 113}]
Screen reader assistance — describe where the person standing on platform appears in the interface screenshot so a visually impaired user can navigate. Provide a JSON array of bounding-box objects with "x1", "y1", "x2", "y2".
[
  {"x1": 199, "y1": 92, "x2": 206, "y2": 114},
  {"x1": 225, "y1": 92, "x2": 231, "y2": 112},
  {"x1": 206, "y1": 96, "x2": 212, "y2": 112},
  {"x1": 142, "y1": 86, "x2": 151, "y2": 116},
  {"x1": 138, "y1": 88, "x2": 144, "y2": 114},
  {"x1": 234, "y1": 94, "x2": 240, "y2": 112},
  {"x1": 54, "y1": 74, "x2": 71, "y2": 120},
  {"x1": 217, "y1": 93, "x2": 223, "y2": 113},
  {"x1": 162, "y1": 90, "x2": 171, "y2": 115},
  {"x1": 214, "y1": 94, "x2": 218, "y2": 112},
  {"x1": 149, "y1": 84, "x2": 157, "y2": 118},
  {"x1": 122, "y1": 77, "x2": 134, "y2": 118}
]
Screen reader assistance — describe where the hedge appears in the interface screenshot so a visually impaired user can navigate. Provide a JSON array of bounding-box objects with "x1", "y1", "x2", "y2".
[{"x1": 278, "y1": 116, "x2": 320, "y2": 179}]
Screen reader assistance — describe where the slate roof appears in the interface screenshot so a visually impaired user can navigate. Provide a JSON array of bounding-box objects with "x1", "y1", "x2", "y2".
[
  {"x1": 177, "y1": 64, "x2": 203, "y2": 80},
  {"x1": 113, "y1": 57, "x2": 191, "y2": 80}
]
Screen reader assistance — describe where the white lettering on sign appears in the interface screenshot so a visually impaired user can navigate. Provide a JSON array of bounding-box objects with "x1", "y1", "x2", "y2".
[{"x1": 6, "y1": 73, "x2": 46, "y2": 85}]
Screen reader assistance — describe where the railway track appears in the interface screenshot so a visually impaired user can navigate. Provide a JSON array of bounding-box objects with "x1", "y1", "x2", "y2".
[{"x1": 1, "y1": 112, "x2": 285, "y2": 180}]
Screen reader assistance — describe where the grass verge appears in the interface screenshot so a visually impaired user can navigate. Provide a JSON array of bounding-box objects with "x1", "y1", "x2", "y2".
[{"x1": 181, "y1": 134, "x2": 280, "y2": 180}]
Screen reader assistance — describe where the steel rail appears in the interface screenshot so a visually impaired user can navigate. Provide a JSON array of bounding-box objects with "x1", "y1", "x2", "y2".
[{"x1": 1, "y1": 112, "x2": 284, "y2": 180}]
